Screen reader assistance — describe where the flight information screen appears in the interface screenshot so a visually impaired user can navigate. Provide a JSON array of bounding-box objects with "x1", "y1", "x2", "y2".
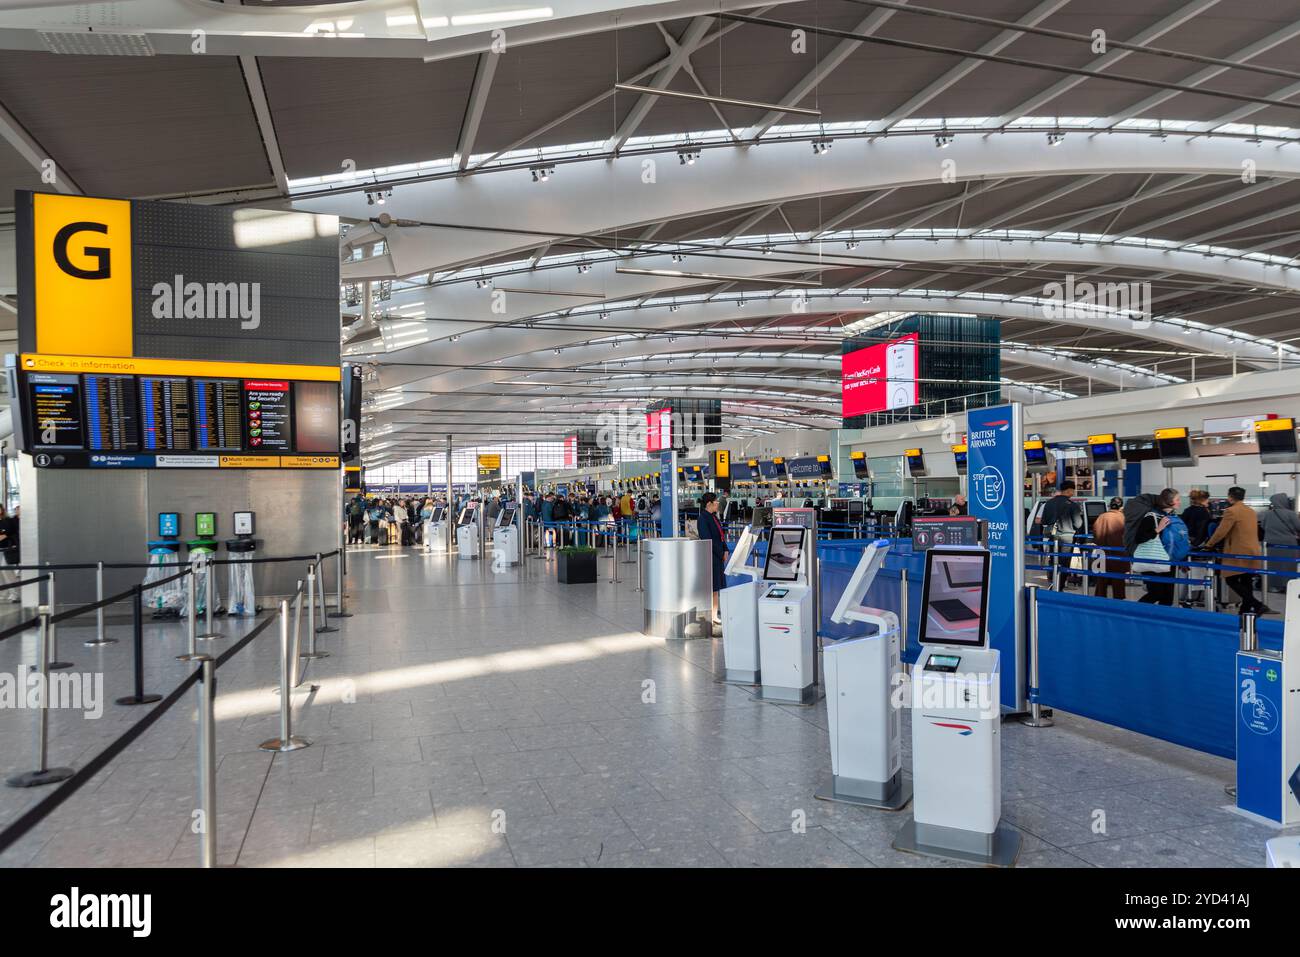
[
  {"x1": 138, "y1": 376, "x2": 193, "y2": 451},
  {"x1": 83, "y1": 374, "x2": 140, "y2": 451},
  {"x1": 191, "y1": 378, "x2": 244, "y2": 451},
  {"x1": 243, "y1": 380, "x2": 291, "y2": 451},
  {"x1": 27, "y1": 373, "x2": 85, "y2": 450}
]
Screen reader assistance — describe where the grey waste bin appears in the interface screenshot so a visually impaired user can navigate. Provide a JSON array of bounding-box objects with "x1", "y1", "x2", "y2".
[{"x1": 642, "y1": 537, "x2": 713, "y2": 639}]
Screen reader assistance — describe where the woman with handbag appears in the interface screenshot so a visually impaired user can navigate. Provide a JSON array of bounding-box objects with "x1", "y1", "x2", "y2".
[{"x1": 1132, "y1": 488, "x2": 1180, "y2": 605}]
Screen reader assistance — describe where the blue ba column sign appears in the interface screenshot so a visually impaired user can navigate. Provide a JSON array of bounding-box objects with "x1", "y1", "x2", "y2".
[
  {"x1": 659, "y1": 449, "x2": 677, "y2": 539},
  {"x1": 965, "y1": 402, "x2": 1027, "y2": 711},
  {"x1": 1235, "y1": 585, "x2": 1299, "y2": 826}
]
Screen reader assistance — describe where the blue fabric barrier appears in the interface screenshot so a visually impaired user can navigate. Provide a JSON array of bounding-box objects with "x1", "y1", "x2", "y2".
[{"x1": 1034, "y1": 590, "x2": 1281, "y2": 759}]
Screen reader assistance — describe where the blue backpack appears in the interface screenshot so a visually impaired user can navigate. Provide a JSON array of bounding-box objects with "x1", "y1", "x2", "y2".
[{"x1": 1161, "y1": 514, "x2": 1192, "y2": 564}]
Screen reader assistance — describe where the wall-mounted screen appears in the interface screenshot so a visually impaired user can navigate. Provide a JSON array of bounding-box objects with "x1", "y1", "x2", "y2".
[
  {"x1": 841, "y1": 332, "x2": 919, "y2": 416},
  {"x1": 1154, "y1": 426, "x2": 1196, "y2": 467},
  {"x1": 851, "y1": 452, "x2": 870, "y2": 479},
  {"x1": 138, "y1": 376, "x2": 192, "y2": 451},
  {"x1": 918, "y1": 547, "x2": 991, "y2": 648},
  {"x1": 26, "y1": 372, "x2": 85, "y2": 450},
  {"x1": 1023, "y1": 440, "x2": 1050, "y2": 473},
  {"x1": 243, "y1": 380, "x2": 291, "y2": 452},
  {"x1": 191, "y1": 378, "x2": 244, "y2": 452},
  {"x1": 1087, "y1": 433, "x2": 1122, "y2": 468},
  {"x1": 294, "y1": 380, "x2": 340, "y2": 454},
  {"x1": 904, "y1": 448, "x2": 927, "y2": 478},
  {"x1": 1256, "y1": 418, "x2": 1298, "y2": 463},
  {"x1": 951, "y1": 445, "x2": 967, "y2": 476},
  {"x1": 83, "y1": 373, "x2": 140, "y2": 451}
]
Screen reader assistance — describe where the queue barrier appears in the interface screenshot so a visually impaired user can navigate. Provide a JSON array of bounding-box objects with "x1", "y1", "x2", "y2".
[{"x1": 0, "y1": 550, "x2": 340, "y2": 866}]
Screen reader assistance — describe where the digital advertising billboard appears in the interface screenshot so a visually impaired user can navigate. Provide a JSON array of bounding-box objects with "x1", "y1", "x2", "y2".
[{"x1": 841, "y1": 332, "x2": 919, "y2": 417}]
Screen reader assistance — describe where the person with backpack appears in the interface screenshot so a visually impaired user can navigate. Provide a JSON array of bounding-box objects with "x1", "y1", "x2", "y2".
[
  {"x1": 347, "y1": 494, "x2": 366, "y2": 545},
  {"x1": 551, "y1": 494, "x2": 570, "y2": 544},
  {"x1": 1039, "y1": 480, "x2": 1083, "y2": 590},
  {"x1": 1132, "y1": 488, "x2": 1182, "y2": 605},
  {"x1": 1204, "y1": 486, "x2": 1268, "y2": 615},
  {"x1": 1260, "y1": 492, "x2": 1300, "y2": 593}
]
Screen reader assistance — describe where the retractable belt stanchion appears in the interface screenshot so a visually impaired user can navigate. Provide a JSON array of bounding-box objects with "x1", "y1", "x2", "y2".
[
  {"x1": 260, "y1": 597, "x2": 311, "y2": 752},
  {"x1": 900, "y1": 569, "x2": 909, "y2": 647},
  {"x1": 315, "y1": 553, "x2": 337, "y2": 633},
  {"x1": 331, "y1": 548, "x2": 351, "y2": 618},
  {"x1": 301, "y1": 565, "x2": 329, "y2": 660},
  {"x1": 197, "y1": 555, "x2": 220, "y2": 643},
  {"x1": 177, "y1": 570, "x2": 204, "y2": 662},
  {"x1": 195, "y1": 655, "x2": 217, "y2": 867},
  {"x1": 1206, "y1": 573, "x2": 1217, "y2": 612},
  {"x1": 46, "y1": 569, "x2": 71, "y2": 671},
  {"x1": 1022, "y1": 583, "x2": 1053, "y2": 728},
  {"x1": 85, "y1": 561, "x2": 115, "y2": 647},
  {"x1": 5, "y1": 606, "x2": 75, "y2": 788},
  {"x1": 635, "y1": 536, "x2": 644, "y2": 593},
  {"x1": 116, "y1": 586, "x2": 162, "y2": 706}
]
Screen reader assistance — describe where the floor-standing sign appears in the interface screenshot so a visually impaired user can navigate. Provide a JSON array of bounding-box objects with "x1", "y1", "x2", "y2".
[
  {"x1": 966, "y1": 402, "x2": 1026, "y2": 712},
  {"x1": 660, "y1": 449, "x2": 677, "y2": 539}
]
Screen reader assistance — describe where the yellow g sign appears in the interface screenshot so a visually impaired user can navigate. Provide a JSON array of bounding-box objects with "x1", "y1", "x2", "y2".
[{"x1": 33, "y1": 193, "x2": 134, "y2": 357}]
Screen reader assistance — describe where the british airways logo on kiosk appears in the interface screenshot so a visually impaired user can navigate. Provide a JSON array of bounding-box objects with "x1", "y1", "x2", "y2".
[{"x1": 931, "y1": 722, "x2": 974, "y2": 736}]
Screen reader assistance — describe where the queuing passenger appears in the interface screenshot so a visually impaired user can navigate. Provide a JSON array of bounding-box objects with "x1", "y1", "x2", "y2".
[
  {"x1": 0, "y1": 505, "x2": 17, "y2": 600},
  {"x1": 1090, "y1": 497, "x2": 1128, "y2": 600},
  {"x1": 1040, "y1": 480, "x2": 1084, "y2": 590},
  {"x1": 697, "y1": 492, "x2": 728, "y2": 631},
  {"x1": 952, "y1": 494, "x2": 968, "y2": 515},
  {"x1": 1133, "y1": 489, "x2": 1182, "y2": 605},
  {"x1": 346, "y1": 494, "x2": 366, "y2": 545},
  {"x1": 1261, "y1": 492, "x2": 1300, "y2": 593},
  {"x1": 393, "y1": 500, "x2": 409, "y2": 546},
  {"x1": 1181, "y1": 489, "x2": 1213, "y2": 547},
  {"x1": 1203, "y1": 487, "x2": 1269, "y2": 615}
]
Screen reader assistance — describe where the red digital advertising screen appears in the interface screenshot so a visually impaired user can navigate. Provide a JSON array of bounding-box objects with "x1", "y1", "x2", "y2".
[
  {"x1": 841, "y1": 332, "x2": 919, "y2": 416},
  {"x1": 563, "y1": 435, "x2": 577, "y2": 468},
  {"x1": 645, "y1": 408, "x2": 673, "y2": 453}
]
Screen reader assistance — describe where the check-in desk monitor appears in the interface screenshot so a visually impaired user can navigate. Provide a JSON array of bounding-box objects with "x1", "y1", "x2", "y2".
[
  {"x1": 918, "y1": 547, "x2": 991, "y2": 648},
  {"x1": 495, "y1": 503, "x2": 517, "y2": 528},
  {"x1": 431, "y1": 505, "x2": 446, "y2": 524},
  {"x1": 456, "y1": 505, "x2": 477, "y2": 526},
  {"x1": 763, "y1": 527, "x2": 807, "y2": 582}
]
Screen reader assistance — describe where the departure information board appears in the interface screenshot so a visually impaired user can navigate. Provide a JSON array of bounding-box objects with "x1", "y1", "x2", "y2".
[
  {"x1": 27, "y1": 373, "x2": 84, "y2": 449},
  {"x1": 139, "y1": 376, "x2": 193, "y2": 451},
  {"x1": 192, "y1": 378, "x2": 243, "y2": 451},
  {"x1": 244, "y1": 380, "x2": 291, "y2": 451},
  {"x1": 83, "y1": 373, "x2": 140, "y2": 451}
]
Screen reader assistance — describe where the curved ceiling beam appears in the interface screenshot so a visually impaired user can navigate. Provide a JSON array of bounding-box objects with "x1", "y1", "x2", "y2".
[
  {"x1": 300, "y1": 132, "x2": 1300, "y2": 277},
  {"x1": 365, "y1": 290, "x2": 1272, "y2": 397}
]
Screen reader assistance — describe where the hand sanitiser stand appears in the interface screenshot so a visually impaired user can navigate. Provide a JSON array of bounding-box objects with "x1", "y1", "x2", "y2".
[
  {"x1": 817, "y1": 540, "x2": 911, "y2": 811},
  {"x1": 893, "y1": 546, "x2": 1020, "y2": 867},
  {"x1": 719, "y1": 525, "x2": 761, "y2": 684}
]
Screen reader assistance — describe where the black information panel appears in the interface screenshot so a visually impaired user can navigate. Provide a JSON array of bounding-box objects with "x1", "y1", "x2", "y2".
[
  {"x1": 138, "y1": 376, "x2": 193, "y2": 451},
  {"x1": 27, "y1": 373, "x2": 84, "y2": 450},
  {"x1": 191, "y1": 378, "x2": 243, "y2": 451},
  {"x1": 83, "y1": 373, "x2": 140, "y2": 451},
  {"x1": 912, "y1": 516, "x2": 983, "y2": 551},
  {"x1": 243, "y1": 380, "x2": 291, "y2": 451},
  {"x1": 293, "y1": 380, "x2": 339, "y2": 454}
]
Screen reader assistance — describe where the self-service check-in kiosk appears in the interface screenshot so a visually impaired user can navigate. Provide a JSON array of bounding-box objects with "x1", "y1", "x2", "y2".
[
  {"x1": 424, "y1": 505, "x2": 450, "y2": 553},
  {"x1": 492, "y1": 502, "x2": 520, "y2": 565},
  {"x1": 224, "y1": 511, "x2": 259, "y2": 617},
  {"x1": 757, "y1": 525, "x2": 816, "y2": 704},
  {"x1": 818, "y1": 540, "x2": 911, "y2": 810},
  {"x1": 894, "y1": 546, "x2": 1020, "y2": 866},
  {"x1": 456, "y1": 504, "x2": 479, "y2": 560},
  {"x1": 719, "y1": 525, "x2": 761, "y2": 684},
  {"x1": 1235, "y1": 578, "x2": 1300, "y2": 828}
]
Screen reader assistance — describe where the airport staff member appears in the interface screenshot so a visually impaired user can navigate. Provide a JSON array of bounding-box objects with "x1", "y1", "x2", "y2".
[
  {"x1": 1090, "y1": 497, "x2": 1128, "y2": 600},
  {"x1": 697, "y1": 492, "x2": 728, "y2": 630},
  {"x1": 1204, "y1": 486, "x2": 1269, "y2": 616}
]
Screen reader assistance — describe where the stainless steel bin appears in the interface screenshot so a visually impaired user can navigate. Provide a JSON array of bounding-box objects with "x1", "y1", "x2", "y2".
[{"x1": 642, "y1": 537, "x2": 713, "y2": 639}]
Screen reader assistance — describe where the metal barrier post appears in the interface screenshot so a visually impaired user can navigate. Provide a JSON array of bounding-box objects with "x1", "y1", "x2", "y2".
[
  {"x1": 260, "y1": 598, "x2": 311, "y2": 752},
  {"x1": 330, "y1": 549, "x2": 352, "y2": 618},
  {"x1": 634, "y1": 537, "x2": 644, "y2": 593},
  {"x1": 1021, "y1": 584, "x2": 1054, "y2": 728},
  {"x1": 85, "y1": 561, "x2": 116, "y2": 647},
  {"x1": 622, "y1": 527, "x2": 635, "y2": 564},
  {"x1": 177, "y1": 569, "x2": 204, "y2": 661},
  {"x1": 900, "y1": 569, "x2": 909, "y2": 646},
  {"x1": 197, "y1": 555, "x2": 220, "y2": 642},
  {"x1": 46, "y1": 570, "x2": 71, "y2": 670},
  {"x1": 1240, "y1": 611, "x2": 1259, "y2": 652},
  {"x1": 5, "y1": 607, "x2": 75, "y2": 788},
  {"x1": 195, "y1": 654, "x2": 217, "y2": 867},
  {"x1": 116, "y1": 586, "x2": 162, "y2": 706},
  {"x1": 1206, "y1": 574, "x2": 1217, "y2": 613},
  {"x1": 315, "y1": 553, "x2": 337, "y2": 633},
  {"x1": 301, "y1": 567, "x2": 328, "y2": 660}
]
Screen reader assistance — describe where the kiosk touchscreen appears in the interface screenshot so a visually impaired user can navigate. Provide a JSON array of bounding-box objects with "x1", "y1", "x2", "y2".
[
  {"x1": 424, "y1": 504, "x2": 451, "y2": 554},
  {"x1": 819, "y1": 540, "x2": 911, "y2": 809},
  {"x1": 456, "y1": 504, "x2": 480, "y2": 560},
  {"x1": 491, "y1": 502, "x2": 520, "y2": 565},
  {"x1": 720, "y1": 525, "x2": 763, "y2": 683},
  {"x1": 894, "y1": 546, "x2": 1019, "y2": 866},
  {"x1": 756, "y1": 526, "x2": 817, "y2": 704}
]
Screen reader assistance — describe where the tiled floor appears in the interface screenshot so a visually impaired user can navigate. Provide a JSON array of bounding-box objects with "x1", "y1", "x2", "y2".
[{"x1": 0, "y1": 545, "x2": 1293, "y2": 868}]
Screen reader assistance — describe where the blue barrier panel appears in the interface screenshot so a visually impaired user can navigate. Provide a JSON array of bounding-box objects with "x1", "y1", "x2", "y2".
[{"x1": 1035, "y1": 590, "x2": 1281, "y2": 759}]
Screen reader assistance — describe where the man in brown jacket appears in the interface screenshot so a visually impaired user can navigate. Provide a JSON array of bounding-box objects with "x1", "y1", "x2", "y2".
[{"x1": 1204, "y1": 486, "x2": 1268, "y2": 615}]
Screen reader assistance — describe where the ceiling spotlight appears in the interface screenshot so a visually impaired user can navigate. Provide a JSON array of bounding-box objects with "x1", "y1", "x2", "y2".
[
  {"x1": 811, "y1": 136, "x2": 833, "y2": 155},
  {"x1": 845, "y1": 240, "x2": 859, "y2": 250},
  {"x1": 677, "y1": 145, "x2": 701, "y2": 165},
  {"x1": 1047, "y1": 131, "x2": 1065, "y2": 147},
  {"x1": 475, "y1": 278, "x2": 491, "y2": 288},
  {"x1": 671, "y1": 253, "x2": 685, "y2": 263},
  {"x1": 529, "y1": 164, "x2": 555, "y2": 182},
  {"x1": 669, "y1": 304, "x2": 680, "y2": 312},
  {"x1": 934, "y1": 133, "x2": 954, "y2": 149},
  {"x1": 761, "y1": 246, "x2": 772, "y2": 256},
  {"x1": 612, "y1": 341, "x2": 619, "y2": 348},
  {"x1": 554, "y1": 348, "x2": 562, "y2": 355},
  {"x1": 450, "y1": 334, "x2": 460, "y2": 342},
  {"x1": 577, "y1": 262, "x2": 592, "y2": 274}
]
